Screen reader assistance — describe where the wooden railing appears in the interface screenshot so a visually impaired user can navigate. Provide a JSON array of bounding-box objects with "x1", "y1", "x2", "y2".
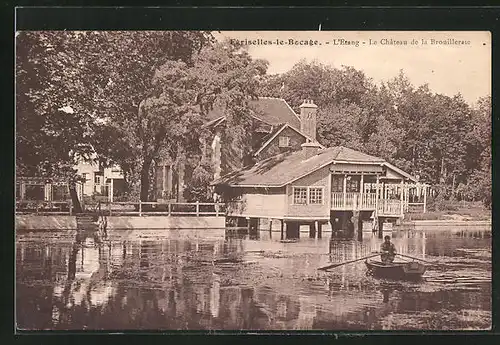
[
  {"x1": 16, "y1": 200, "x2": 74, "y2": 215},
  {"x1": 16, "y1": 200, "x2": 226, "y2": 217},
  {"x1": 99, "y1": 201, "x2": 226, "y2": 217},
  {"x1": 330, "y1": 192, "x2": 402, "y2": 215},
  {"x1": 378, "y1": 200, "x2": 401, "y2": 216}
]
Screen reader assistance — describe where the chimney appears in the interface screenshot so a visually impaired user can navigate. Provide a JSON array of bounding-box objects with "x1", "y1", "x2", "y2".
[
  {"x1": 301, "y1": 141, "x2": 322, "y2": 160},
  {"x1": 299, "y1": 99, "x2": 318, "y2": 141}
]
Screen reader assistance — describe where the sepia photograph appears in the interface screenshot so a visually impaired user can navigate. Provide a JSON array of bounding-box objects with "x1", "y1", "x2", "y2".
[{"x1": 15, "y1": 30, "x2": 491, "y2": 331}]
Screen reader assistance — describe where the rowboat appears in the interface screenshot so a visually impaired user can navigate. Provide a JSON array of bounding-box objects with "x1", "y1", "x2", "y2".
[{"x1": 365, "y1": 259, "x2": 426, "y2": 280}]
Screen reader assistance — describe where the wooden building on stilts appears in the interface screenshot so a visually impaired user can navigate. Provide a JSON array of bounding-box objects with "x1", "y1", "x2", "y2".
[{"x1": 212, "y1": 143, "x2": 425, "y2": 240}]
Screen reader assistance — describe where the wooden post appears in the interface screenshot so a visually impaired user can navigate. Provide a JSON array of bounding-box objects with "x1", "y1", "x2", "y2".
[
  {"x1": 109, "y1": 179, "x2": 114, "y2": 202},
  {"x1": 196, "y1": 201, "x2": 200, "y2": 217},
  {"x1": 69, "y1": 201, "x2": 73, "y2": 216},
  {"x1": 280, "y1": 219, "x2": 284, "y2": 240},
  {"x1": 378, "y1": 217, "x2": 383, "y2": 239},
  {"x1": 423, "y1": 184, "x2": 427, "y2": 213},
  {"x1": 108, "y1": 201, "x2": 112, "y2": 216},
  {"x1": 404, "y1": 185, "x2": 409, "y2": 212},
  {"x1": 162, "y1": 164, "x2": 167, "y2": 199},
  {"x1": 375, "y1": 175, "x2": 380, "y2": 218},
  {"x1": 20, "y1": 182, "x2": 26, "y2": 200},
  {"x1": 400, "y1": 180, "x2": 404, "y2": 217},
  {"x1": 139, "y1": 200, "x2": 142, "y2": 217},
  {"x1": 247, "y1": 217, "x2": 251, "y2": 233},
  {"x1": 353, "y1": 210, "x2": 360, "y2": 240},
  {"x1": 343, "y1": 174, "x2": 347, "y2": 208},
  {"x1": 168, "y1": 203, "x2": 172, "y2": 216},
  {"x1": 268, "y1": 219, "x2": 273, "y2": 238},
  {"x1": 215, "y1": 203, "x2": 219, "y2": 217},
  {"x1": 360, "y1": 173, "x2": 364, "y2": 209},
  {"x1": 317, "y1": 222, "x2": 322, "y2": 239},
  {"x1": 422, "y1": 231, "x2": 426, "y2": 259},
  {"x1": 309, "y1": 223, "x2": 315, "y2": 238},
  {"x1": 357, "y1": 216, "x2": 363, "y2": 241},
  {"x1": 327, "y1": 173, "x2": 332, "y2": 209}
]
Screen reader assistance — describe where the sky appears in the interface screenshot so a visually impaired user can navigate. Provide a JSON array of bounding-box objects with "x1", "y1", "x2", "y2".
[{"x1": 215, "y1": 31, "x2": 490, "y2": 105}]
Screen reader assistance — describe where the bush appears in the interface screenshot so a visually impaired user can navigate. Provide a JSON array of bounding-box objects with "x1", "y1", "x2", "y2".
[{"x1": 183, "y1": 162, "x2": 214, "y2": 202}]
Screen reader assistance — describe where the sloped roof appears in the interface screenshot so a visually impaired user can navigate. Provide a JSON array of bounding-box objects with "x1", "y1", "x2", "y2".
[
  {"x1": 212, "y1": 146, "x2": 388, "y2": 187},
  {"x1": 205, "y1": 97, "x2": 300, "y2": 128},
  {"x1": 254, "y1": 123, "x2": 325, "y2": 156}
]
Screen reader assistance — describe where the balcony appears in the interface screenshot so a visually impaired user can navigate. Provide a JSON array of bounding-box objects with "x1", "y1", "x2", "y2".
[{"x1": 330, "y1": 192, "x2": 402, "y2": 216}]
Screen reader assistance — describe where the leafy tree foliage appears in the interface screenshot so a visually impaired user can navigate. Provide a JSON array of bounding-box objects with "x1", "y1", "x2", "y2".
[
  {"x1": 17, "y1": 32, "x2": 490, "y2": 207},
  {"x1": 16, "y1": 31, "x2": 109, "y2": 211},
  {"x1": 259, "y1": 62, "x2": 491, "y2": 207},
  {"x1": 17, "y1": 32, "x2": 267, "y2": 202}
]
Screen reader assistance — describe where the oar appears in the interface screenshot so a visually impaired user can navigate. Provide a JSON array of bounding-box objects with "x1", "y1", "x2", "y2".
[
  {"x1": 317, "y1": 253, "x2": 380, "y2": 271},
  {"x1": 396, "y1": 253, "x2": 435, "y2": 265}
]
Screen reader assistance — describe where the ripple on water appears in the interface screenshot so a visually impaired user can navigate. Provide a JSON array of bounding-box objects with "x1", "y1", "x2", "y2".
[{"x1": 15, "y1": 228, "x2": 492, "y2": 330}]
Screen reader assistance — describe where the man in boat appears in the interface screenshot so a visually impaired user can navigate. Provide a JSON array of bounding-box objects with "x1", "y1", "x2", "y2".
[{"x1": 380, "y1": 235, "x2": 397, "y2": 264}]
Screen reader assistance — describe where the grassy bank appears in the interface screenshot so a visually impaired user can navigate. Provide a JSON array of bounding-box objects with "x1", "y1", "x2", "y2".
[{"x1": 406, "y1": 201, "x2": 491, "y2": 221}]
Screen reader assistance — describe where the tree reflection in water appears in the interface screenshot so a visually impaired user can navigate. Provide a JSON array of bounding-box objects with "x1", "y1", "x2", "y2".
[{"x1": 16, "y1": 227, "x2": 491, "y2": 330}]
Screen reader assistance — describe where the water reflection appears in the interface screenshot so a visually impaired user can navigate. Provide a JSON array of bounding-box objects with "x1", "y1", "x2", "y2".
[{"x1": 16, "y1": 227, "x2": 491, "y2": 330}]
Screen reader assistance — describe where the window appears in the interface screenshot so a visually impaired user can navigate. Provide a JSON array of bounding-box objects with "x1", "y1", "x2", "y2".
[
  {"x1": 279, "y1": 136, "x2": 290, "y2": 147},
  {"x1": 293, "y1": 187, "x2": 323, "y2": 205},
  {"x1": 293, "y1": 187, "x2": 307, "y2": 204},
  {"x1": 82, "y1": 173, "x2": 90, "y2": 182},
  {"x1": 309, "y1": 187, "x2": 324, "y2": 204},
  {"x1": 331, "y1": 176, "x2": 343, "y2": 192},
  {"x1": 94, "y1": 174, "x2": 102, "y2": 185},
  {"x1": 346, "y1": 177, "x2": 360, "y2": 192}
]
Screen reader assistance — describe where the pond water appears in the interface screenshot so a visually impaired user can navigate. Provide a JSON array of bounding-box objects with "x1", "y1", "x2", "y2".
[{"x1": 16, "y1": 226, "x2": 491, "y2": 331}]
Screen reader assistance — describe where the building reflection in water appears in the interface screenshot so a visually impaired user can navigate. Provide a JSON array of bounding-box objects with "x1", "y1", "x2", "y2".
[{"x1": 16, "y1": 226, "x2": 491, "y2": 330}]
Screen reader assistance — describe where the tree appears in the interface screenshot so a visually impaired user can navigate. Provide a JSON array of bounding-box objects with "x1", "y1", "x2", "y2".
[
  {"x1": 82, "y1": 31, "x2": 212, "y2": 201},
  {"x1": 464, "y1": 96, "x2": 491, "y2": 206},
  {"x1": 91, "y1": 36, "x2": 267, "y2": 201},
  {"x1": 16, "y1": 31, "x2": 107, "y2": 211}
]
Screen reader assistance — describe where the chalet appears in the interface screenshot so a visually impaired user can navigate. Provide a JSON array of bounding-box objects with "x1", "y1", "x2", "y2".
[
  {"x1": 211, "y1": 104, "x2": 427, "y2": 239},
  {"x1": 154, "y1": 97, "x2": 324, "y2": 202}
]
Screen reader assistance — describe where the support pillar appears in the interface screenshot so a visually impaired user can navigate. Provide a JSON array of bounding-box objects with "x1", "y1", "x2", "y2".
[
  {"x1": 317, "y1": 222, "x2": 322, "y2": 239},
  {"x1": 44, "y1": 183, "x2": 52, "y2": 201},
  {"x1": 352, "y1": 210, "x2": 361, "y2": 241},
  {"x1": 286, "y1": 222, "x2": 299, "y2": 239},
  {"x1": 109, "y1": 179, "x2": 114, "y2": 202},
  {"x1": 20, "y1": 182, "x2": 26, "y2": 200},
  {"x1": 280, "y1": 220, "x2": 284, "y2": 240},
  {"x1": 162, "y1": 164, "x2": 167, "y2": 199},
  {"x1": 400, "y1": 180, "x2": 404, "y2": 217},
  {"x1": 309, "y1": 222, "x2": 316, "y2": 238},
  {"x1": 343, "y1": 174, "x2": 347, "y2": 208},
  {"x1": 269, "y1": 219, "x2": 273, "y2": 238},
  {"x1": 378, "y1": 217, "x2": 384, "y2": 239},
  {"x1": 359, "y1": 173, "x2": 364, "y2": 210},
  {"x1": 249, "y1": 218, "x2": 260, "y2": 240},
  {"x1": 423, "y1": 184, "x2": 427, "y2": 213}
]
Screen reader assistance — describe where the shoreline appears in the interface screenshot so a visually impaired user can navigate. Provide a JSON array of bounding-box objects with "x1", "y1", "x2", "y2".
[{"x1": 15, "y1": 214, "x2": 491, "y2": 231}]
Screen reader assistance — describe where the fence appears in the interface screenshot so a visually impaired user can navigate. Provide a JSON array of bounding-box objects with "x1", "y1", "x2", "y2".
[
  {"x1": 15, "y1": 200, "x2": 226, "y2": 217},
  {"x1": 16, "y1": 200, "x2": 74, "y2": 215},
  {"x1": 330, "y1": 192, "x2": 394, "y2": 211}
]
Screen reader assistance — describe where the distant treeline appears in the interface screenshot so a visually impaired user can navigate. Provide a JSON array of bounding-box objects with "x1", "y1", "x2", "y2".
[
  {"x1": 258, "y1": 61, "x2": 491, "y2": 207},
  {"x1": 15, "y1": 32, "x2": 491, "y2": 207}
]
